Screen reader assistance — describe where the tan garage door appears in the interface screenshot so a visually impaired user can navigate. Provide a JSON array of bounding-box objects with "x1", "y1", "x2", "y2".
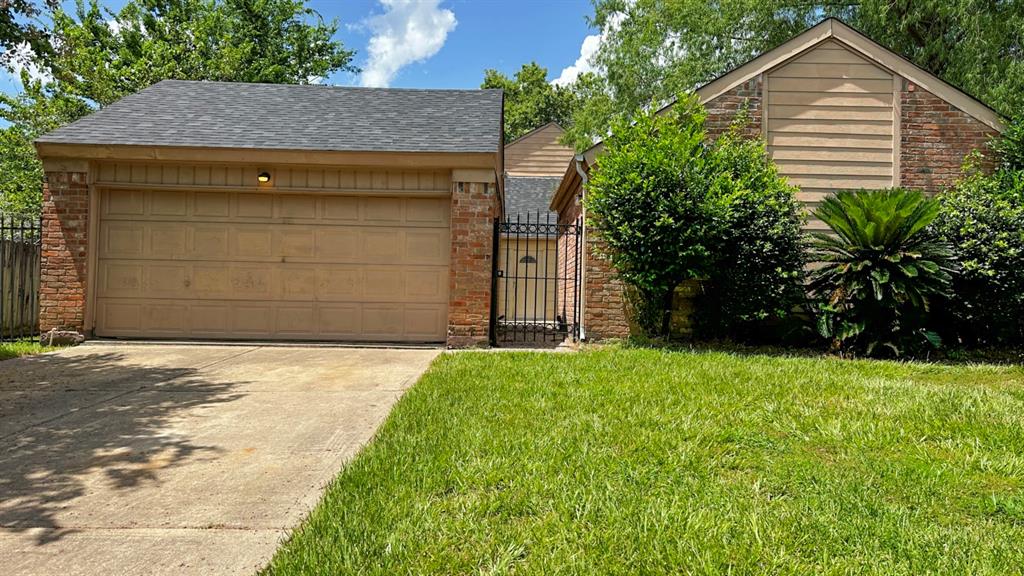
[{"x1": 94, "y1": 188, "x2": 450, "y2": 342}]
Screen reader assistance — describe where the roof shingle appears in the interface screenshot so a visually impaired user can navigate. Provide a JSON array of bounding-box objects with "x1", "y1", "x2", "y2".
[
  {"x1": 36, "y1": 80, "x2": 503, "y2": 154},
  {"x1": 504, "y1": 176, "x2": 561, "y2": 219}
]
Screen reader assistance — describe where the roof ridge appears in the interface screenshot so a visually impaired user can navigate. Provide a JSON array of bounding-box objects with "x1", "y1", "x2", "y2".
[{"x1": 154, "y1": 78, "x2": 501, "y2": 93}]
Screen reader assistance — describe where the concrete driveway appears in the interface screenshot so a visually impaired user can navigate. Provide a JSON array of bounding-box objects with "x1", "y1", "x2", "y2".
[{"x1": 0, "y1": 342, "x2": 440, "y2": 576}]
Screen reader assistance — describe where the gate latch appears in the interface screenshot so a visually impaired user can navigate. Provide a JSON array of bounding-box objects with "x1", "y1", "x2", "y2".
[{"x1": 496, "y1": 270, "x2": 504, "y2": 278}]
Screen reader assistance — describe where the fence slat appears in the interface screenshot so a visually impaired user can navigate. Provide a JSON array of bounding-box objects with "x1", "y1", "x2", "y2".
[{"x1": 0, "y1": 214, "x2": 42, "y2": 342}]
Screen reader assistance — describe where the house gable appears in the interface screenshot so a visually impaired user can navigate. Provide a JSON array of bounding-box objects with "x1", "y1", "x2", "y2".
[{"x1": 504, "y1": 123, "x2": 575, "y2": 177}]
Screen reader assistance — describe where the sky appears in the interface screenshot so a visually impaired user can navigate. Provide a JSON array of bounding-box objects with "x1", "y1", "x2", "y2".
[{"x1": 0, "y1": 0, "x2": 604, "y2": 96}]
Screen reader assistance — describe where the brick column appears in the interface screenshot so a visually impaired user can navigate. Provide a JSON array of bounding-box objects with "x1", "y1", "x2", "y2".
[
  {"x1": 40, "y1": 171, "x2": 90, "y2": 335},
  {"x1": 447, "y1": 179, "x2": 497, "y2": 348}
]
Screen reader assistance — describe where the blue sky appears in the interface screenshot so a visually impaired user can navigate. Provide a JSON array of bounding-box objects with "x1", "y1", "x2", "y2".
[{"x1": 1, "y1": 0, "x2": 601, "y2": 95}]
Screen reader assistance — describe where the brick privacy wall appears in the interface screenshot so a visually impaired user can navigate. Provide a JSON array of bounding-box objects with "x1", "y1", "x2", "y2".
[
  {"x1": 556, "y1": 199, "x2": 580, "y2": 326},
  {"x1": 900, "y1": 82, "x2": 997, "y2": 192},
  {"x1": 705, "y1": 77, "x2": 763, "y2": 140},
  {"x1": 448, "y1": 180, "x2": 497, "y2": 348},
  {"x1": 39, "y1": 171, "x2": 90, "y2": 333}
]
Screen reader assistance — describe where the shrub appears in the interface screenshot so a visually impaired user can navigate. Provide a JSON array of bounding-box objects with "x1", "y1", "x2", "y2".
[
  {"x1": 586, "y1": 95, "x2": 722, "y2": 337},
  {"x1": 932, "y1": 147, "x2": 1024, "y2": 346},
  {"x1": 586, "y1": 95, "x2": 806, "y2": 340},
  {"x1": 694, "y1": 128, "x2": 807, "y2": 340},
  {"x1": 809, "y1": 189, "x2": 954, "y2": 357}
]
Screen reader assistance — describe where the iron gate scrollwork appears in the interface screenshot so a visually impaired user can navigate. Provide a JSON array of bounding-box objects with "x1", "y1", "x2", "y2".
[{"x1": 490, "y1": 212, "x2": 583, "y2": 346}]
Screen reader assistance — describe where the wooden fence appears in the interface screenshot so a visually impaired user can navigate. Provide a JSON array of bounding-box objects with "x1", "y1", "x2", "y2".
[{"x1": 0, "y1": 214, "x2": 42, "y2": 342}]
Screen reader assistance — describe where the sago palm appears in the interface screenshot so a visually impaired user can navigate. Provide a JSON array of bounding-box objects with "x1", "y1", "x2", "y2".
[{"x1": 810, "y1": 189, "x2": 955, "y2": 356}]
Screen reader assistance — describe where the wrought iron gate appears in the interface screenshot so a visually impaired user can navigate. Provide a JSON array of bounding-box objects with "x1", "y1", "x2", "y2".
[
  {"x1": 0, "y1": 214, "x2": 42, "y2": 342},
  {"x1": 490, "y1": 213, "x2": 582, "y2": 346}
]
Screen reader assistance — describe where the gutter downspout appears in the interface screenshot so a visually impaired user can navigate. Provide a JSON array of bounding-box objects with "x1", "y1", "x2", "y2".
[{"x1": 574, "y1": 154, "x2": 588, "y2": 341}]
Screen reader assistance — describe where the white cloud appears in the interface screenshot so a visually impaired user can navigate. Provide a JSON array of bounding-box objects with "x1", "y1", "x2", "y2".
[
  {"x1": 360, "y1": 0, "x2": 457, "y2": 88},
  {"x1": 552, "y1": 11, "x2": 628, "y2": 86}
]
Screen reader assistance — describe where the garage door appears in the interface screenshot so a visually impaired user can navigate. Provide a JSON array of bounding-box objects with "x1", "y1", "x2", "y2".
[{"x1": 94, "y1": 188, "x2": 450, "y2": 342}]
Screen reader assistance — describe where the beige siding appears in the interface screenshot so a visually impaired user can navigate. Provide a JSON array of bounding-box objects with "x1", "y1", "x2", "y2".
[
  {"x1": 504, "y1": 124, "x2": 575, "y2": 177},
  {"x1": 496, "y1": 237, "x2": 559, "y2": 322},
  {"x1": 767, "y1": 40, "x2": 896, "y2": 230},
  {"x1": 95, "y1": 162, "x2": 452, "y2": 193}
]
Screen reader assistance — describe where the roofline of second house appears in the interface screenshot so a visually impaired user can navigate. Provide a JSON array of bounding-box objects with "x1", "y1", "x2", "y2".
[{"x1": 550, "y1": 17, "x2": 1008, "y2": 211}]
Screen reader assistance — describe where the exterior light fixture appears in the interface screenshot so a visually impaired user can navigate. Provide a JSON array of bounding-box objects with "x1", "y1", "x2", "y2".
[{"x1": 257, "y1": 171, "x2": 271, "y2": 183}]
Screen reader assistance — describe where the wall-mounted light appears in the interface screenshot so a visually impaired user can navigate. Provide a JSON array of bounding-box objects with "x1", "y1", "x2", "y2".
[{"x1": 257, "y1": 171, "x2": 271, "y2": 183}]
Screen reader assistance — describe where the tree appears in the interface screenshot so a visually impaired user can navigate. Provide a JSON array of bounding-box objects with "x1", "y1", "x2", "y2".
[
  {"x1": 0, "y1": 73, "x2": 92, "y2": 216},
  {"x1": 481, "y1": 62, "x2": 577, "y2": 143},
  {"x1": 50, "y1": 0, "x2": 357, "y2": 107},
  {"x1": 1, "y1": 0, "x2": 56, "y2": 71},
  {"x1": 565, "y1": 0, "x2": 1023, "y2": 150}
]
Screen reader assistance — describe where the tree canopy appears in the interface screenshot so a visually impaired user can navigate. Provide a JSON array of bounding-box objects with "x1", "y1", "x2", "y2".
[{"x1": 481, "y1": 62, "x2": 578, "y2": 143}]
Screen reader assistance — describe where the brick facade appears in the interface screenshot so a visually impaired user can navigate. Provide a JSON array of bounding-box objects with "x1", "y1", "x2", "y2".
[
  {"x1": 558, "y1": 195, "x2": 631, "y2": 340},
  {"x1": 705, "y1": 78, "x2": 763, "y2": 140},
  {"x1": 39, "y1": 171, "x2": 90, "y2": 334},
  {"x1": 900, "y1": 82, "x2": 998, "y2": 192},
  {"x1": 448, "y1": 180, "x2": 498, "y2": 348}
]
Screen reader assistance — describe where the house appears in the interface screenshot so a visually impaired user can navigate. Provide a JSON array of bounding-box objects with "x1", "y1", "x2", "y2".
[
  {"x1": 498, "y1": 123, "x2": 574, "y2": 329},
  {"x1": 34, "y1": 19, "x2": 1006, "y2": 349},
  {"x1": 34, "y1": 81, "x2": 503, "y2": 348},
  {"x1": 550, "y1": 18, "x2": 1006, "y2": 341}
]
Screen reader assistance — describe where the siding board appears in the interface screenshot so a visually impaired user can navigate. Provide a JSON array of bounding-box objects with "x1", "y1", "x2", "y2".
[{"x1": 767, "y1": 41, "x2": 896, "y2": 197}]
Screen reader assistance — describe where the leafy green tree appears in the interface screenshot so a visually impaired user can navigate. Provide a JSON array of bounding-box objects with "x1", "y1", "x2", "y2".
[
  {"x1": 50, "y1": 0, "x2": 357, "y2": 106},
  {"x1": 810, "y1": 189, "x2": 955, "y2": 357},
  {"x1": 0, "y1": 73, "x2": 93, "y2": 216},
  {"x1": 1, "y1": 0, "x2": 56, "y2": 70},
  {"x1": 481, "y1": 62, "x2": 577, "y2": 143}
]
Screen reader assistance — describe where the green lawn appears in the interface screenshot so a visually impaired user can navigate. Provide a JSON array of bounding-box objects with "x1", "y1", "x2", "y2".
[
  {"x1": 264, "y1": 348, "x2": 1024, "y2": 575},
  {"x1": 0, "y1": 340, "x2": 58, "y2": 361}
]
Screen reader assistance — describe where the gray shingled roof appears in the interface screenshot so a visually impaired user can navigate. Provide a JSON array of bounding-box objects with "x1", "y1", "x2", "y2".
[
  {"x1": 504, "y1": 176, "x2": 561, "y2": 220},
  {"x1": 36, "y1": 80, "x2": 503, "y2": 154}
]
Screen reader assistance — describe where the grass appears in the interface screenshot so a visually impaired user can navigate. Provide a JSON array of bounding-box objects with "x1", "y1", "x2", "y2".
[
  {"x1": 0, "y1": 339, "x2": 58, "y2": 361},
  {"x1": 264, "y1": 348, "x2": 1024, "y2": 575}
]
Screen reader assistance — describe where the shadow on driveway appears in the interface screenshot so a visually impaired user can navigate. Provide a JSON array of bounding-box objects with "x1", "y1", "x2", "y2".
[{"x1": 0, "y1": 348, "x2": 249, "y2": 544}]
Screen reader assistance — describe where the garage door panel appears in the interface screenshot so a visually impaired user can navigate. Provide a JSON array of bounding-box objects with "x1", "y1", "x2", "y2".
[
  {"x1": 237, "y1": 193, "x2": 274, "y2": 218},
  {"x1": 277, "y1": 229, "x2": 315, "y2": 258},
  {"x1": 193, "y1": 226, "x2": 230, "y2": 258},
  {"x1": 316, "y1": 228, "x2": 359, "y2": 260},
  {"x1": 105, "y1": 189, "x2": 145, "y2": 216},
  {"x1": 96, "y1": 190, "x2": 451, "y2": 342},
  {"x1": 98, "y1": 262, "x2": 144, "y2": 297},
  {"x1": 319, "y1": 305, "x2": 361, "y2": 338},
  {"x1": 279, "y1": 195, "x2": 317, "y2": 219},
  {"x1": 151, "y1": 190, "x2": 188, "y2": 216},
  {"x1": 194, "y1": 192, "x2": 230, "y2": 217},
  {"x1": 150, "y1": 225, "x2": 188, "y2": 257},
  {"x1": 102, "y1": 223, "x2": 145, "y2": 258},
  {"x1": 405, "y1": 229, "x2": 449, "y2": 263},
  {"x1": 406, "y1": 198, "x2": 449, "y2": 225}
]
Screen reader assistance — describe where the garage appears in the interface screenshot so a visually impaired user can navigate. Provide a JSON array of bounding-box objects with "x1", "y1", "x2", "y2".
[
  {"x1": 34, "y1": 80, "x2": 504, "y2": 346},
  {"x1": 95, "y1": 188, "x2": 450, "y2": 342}
]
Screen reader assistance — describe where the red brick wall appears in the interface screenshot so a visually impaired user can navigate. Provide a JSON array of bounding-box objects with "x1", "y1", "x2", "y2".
[
  {"x1": 40, "y1": 171, "x2": 90, "y2": 334},
  {"x1": 556, "y1": 198, "x2": 580, "y2": 326},
  {"x1": 900, "y1": 82, "x2": 998, "y2": 192},
  {"x1": 448, "y1": 180, "x2": 498, "y2": 348},
  {"x1": 705, "y1": 77, "x2": 763, "y2": 140}
]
